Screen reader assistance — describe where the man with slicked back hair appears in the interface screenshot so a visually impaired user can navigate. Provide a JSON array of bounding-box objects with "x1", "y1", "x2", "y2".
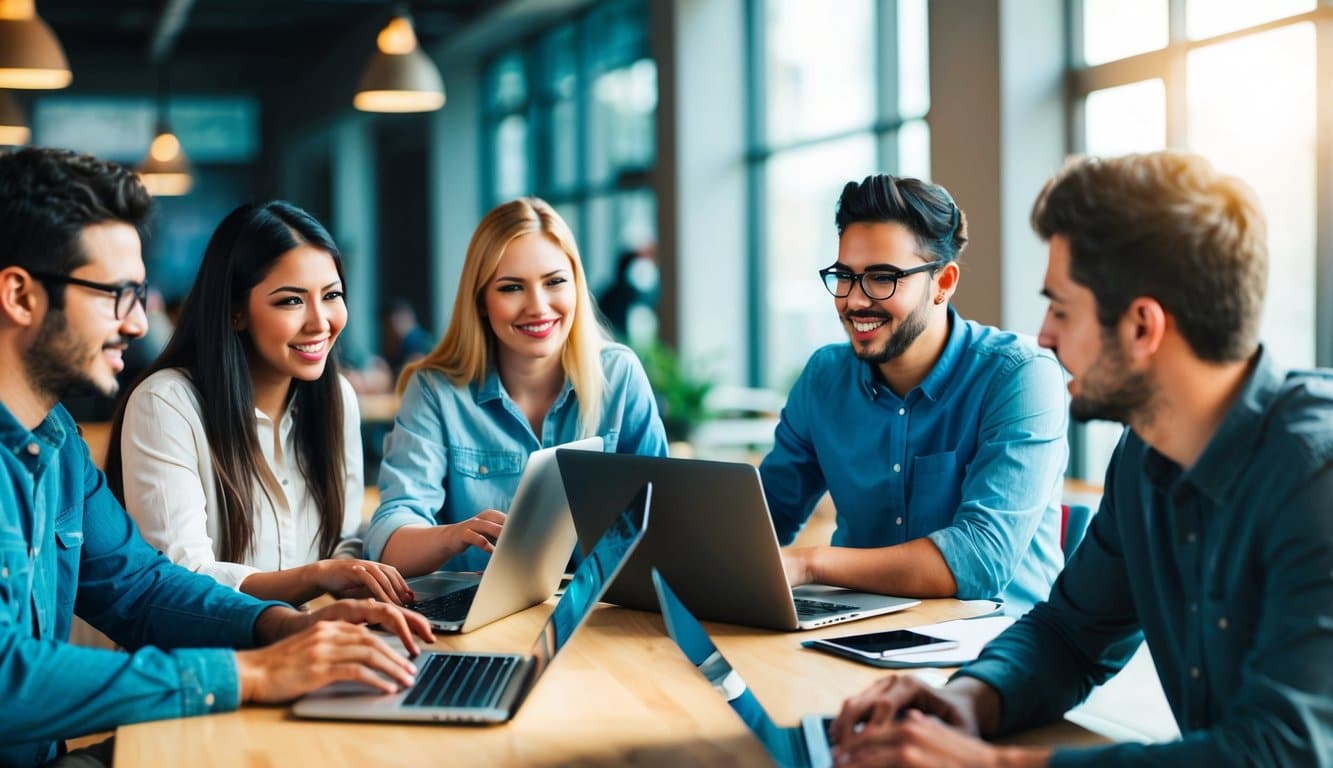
[{"x1": 761, "y1": 173, "x2": 1068, "y2": 616}]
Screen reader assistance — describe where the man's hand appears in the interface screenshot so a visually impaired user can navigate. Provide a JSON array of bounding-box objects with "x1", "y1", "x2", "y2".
[
  {"x1": 834, "y1": 709, "x2": 1050, "y2": 768},
  {"x1": 781, "y1": 546, "x2": 817, "y2": 586},
  {"x1": 236, "y1": 620, "x2": 418, "y2": 702},
  {"x1": 254, "y1": 599, "x2": 434, "y2": 657},
  {"x1": 831, "y1": 675, "x2": 997, "y2": 746},
  {"x1": 304, "y1": 559, "x2": 415, "y2": 605}
]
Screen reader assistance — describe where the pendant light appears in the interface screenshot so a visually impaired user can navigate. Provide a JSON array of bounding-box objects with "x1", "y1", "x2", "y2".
[
  {"x1": 0, "y1": 90, "x2": 29, "y2": 145},
  {"x1": 137, "y1": 64, "x2": 192, "y2": 196},
  {"x1": 0, "y1": 0, "x2": 71, "y2": 89},
  {"x1": 353, "y1": 5, "x2": 445, "y2": 113}
]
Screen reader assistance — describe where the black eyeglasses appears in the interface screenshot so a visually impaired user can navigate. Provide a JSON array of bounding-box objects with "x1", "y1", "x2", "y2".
[
  {"x1": 29, "y1": 271, "x2": 149, "y2": 320},
  {"x1": 818, "y1": 261, "x2": 941, "y2": 301}
]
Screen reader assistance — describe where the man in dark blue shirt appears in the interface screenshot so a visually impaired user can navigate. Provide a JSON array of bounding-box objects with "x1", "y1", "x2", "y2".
[
  {"x1": 0, "y1": 148, "x2": 434, "y2": 767},
  {"x1": 829, "y1": 152, "x2": 1333, "y2": 767}
]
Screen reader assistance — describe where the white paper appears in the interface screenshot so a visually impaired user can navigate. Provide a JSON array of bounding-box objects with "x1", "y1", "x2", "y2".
[{"x1": 887, "y1": 615, "x2": 1016, "y2": 664}]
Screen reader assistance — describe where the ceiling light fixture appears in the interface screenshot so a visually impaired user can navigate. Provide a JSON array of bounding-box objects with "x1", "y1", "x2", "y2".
[
  {"x1": 0, "y1": 90, "x2": 30, "y2": 145},
  {"x1": 353, "y1": 6, "x2": 445, "y2": 113},
  {"x1": 0, "y1": 0, "x2": 72, "y2": 89},
  {"x1": 137, "y1": 65, "x2": 192, "y2": 196}
]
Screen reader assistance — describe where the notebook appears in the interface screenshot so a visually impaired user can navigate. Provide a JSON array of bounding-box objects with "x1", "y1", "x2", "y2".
[
  {"x1": 292, "y1": 482, "x2": 651, "y2": 724},
  {"x1": 654, "y1": 568, "x2": 833, "y2": 768},
  {"x1": 559, "y1": 451, "x2": 919, "y2": 630},
  {"x1": 403, "y1": 436, "x2": 602, "y2": 632}
]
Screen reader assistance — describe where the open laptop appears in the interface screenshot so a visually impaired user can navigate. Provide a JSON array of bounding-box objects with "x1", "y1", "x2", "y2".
[
  {"x1": 654, "y1": 569, "x2": 833, "y2": 768},
  {"x1": 558, "y1": 451, "x2": 919, "y2": 631},
  {"x1": 403, "y1": 436, "x2": 602, "y2": 633},
  {"x1": 293, "y1": 482, "x2": 651, "y2": 724}
]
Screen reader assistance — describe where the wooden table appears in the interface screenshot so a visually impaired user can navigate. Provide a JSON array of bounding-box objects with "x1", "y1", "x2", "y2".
[{"x1": 115, "y1": 598, "x2": 1107, "y2": 766}]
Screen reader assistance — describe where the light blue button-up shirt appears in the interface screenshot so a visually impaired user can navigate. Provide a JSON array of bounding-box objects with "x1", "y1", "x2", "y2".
[
  {"x1": 367, "y1": 343, "x2": 669, "y2": 571},
  {"x1": 0, "y1": 401, "x2": 281, "y2": 768},
  {"x1": 759, "y1": 308, "x2": 1068, "y2": 615}
]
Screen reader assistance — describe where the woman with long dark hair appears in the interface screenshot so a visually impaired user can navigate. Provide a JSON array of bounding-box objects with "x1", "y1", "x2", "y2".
[{"x1": 107, "y1": 201, "x2": 413, "y2": 605}]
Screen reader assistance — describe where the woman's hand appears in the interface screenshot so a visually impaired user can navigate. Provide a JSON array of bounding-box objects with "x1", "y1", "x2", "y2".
[
  {"x1": 304, "y1": 559, "x2": 415, "y2": 605},
  {"x1": 434, "y1": 509, "x2": 506, "y2": 561}
]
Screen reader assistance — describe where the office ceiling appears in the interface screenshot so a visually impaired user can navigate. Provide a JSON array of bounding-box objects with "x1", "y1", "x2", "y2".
[{"x1": 38, "y1": 1, "x2": 504, "y2": 63}]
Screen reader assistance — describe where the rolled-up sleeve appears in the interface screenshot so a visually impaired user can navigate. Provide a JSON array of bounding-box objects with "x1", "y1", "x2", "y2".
[
  {"x1": 926, "y1": 353, "x2": 1067, "y2": 600},
  {"x1": 366, "y1": 372, "x2": 451, "y2": 560}
]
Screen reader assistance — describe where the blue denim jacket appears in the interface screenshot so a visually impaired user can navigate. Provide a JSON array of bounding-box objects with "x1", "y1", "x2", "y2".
[
  {"x1": 961, "y1": 349, "x2": 1333, "y2": 766},
  {"x1": 367, "y1": 343, "x2": 669, "y2": 571},
  {"x1": 0, "y1": 402, "x2": 280, "y2": 767},
  {"x1": 759, "y1": 308, "x2": 1068, "y2": 615}
]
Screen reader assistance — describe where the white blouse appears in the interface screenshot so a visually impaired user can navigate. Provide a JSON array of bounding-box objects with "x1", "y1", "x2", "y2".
[{"x1": 119, "y1": 368, "x2": 364, "y2": 589}]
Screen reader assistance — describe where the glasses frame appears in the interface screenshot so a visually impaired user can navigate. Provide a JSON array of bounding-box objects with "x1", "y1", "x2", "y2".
[
  {"x1": 818, "y1": 261, "x2": 943, "y2": 301},
  {"x1": 29, "y1": 270, "x2": 149, "y2": 320}
]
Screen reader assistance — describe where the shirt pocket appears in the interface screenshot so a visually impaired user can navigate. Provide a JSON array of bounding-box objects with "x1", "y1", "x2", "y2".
[
  {"x1": 447, "y1": 446, "x2": 527, "y2": 520},
  {"x1": 449, "y1": 446, "x2": 525, "y2": 480},
  {"x1": 54, "y1": 524, "x2": 83, "y2": 613},
  {"x1": 908, "y1": 451, "x2": 963, "y2": 536}
]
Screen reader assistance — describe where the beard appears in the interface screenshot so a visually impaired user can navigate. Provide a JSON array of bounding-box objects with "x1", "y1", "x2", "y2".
[
  {"x1": 22, "y1": 309, "x2": 116, "y2": 401},
  {"x1": 1069, "y1": 332, "x2": 1153, "y2": 425},
  {"x1": 847, "y1": 288, "x2": 932, "y2": 366}
]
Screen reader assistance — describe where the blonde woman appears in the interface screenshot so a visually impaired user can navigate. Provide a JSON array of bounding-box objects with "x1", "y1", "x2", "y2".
[{"x1": 366, "y1": 198, "x2": 668, "y2": 576}]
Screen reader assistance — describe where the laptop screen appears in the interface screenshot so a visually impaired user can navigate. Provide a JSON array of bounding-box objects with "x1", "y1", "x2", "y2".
[
  {"x1": 525, "y1": 482, "x2": 651, "y2": 683},
  {"x1": 654, "y1": 569, "x2": 808, "y2": 767}
]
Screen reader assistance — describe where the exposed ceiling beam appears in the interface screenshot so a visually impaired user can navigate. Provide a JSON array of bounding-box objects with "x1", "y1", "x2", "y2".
[{"x1": 148, "y1": 0, "x2": 196, "y2": 62}]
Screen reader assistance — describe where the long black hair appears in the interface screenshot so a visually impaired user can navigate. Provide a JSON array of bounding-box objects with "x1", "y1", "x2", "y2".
[{"x1": 107, "y1": 201, "x2": 348, "y2": 562}]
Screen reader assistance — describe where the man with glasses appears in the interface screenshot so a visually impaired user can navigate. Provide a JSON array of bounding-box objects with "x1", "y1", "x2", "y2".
[
  {"x1": 830, "y1": 153, "x2": 1333, "y2": 767},
  {"x1": 761, "y1": 174, "x2": 1068, "y2": 616},
  {"x1": 0, "y1": 148, "x2": 433, "y2": 768}
]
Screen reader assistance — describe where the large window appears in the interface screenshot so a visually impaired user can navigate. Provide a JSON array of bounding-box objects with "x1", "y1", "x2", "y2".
[
  {"x1": 1072, "y1": 0, "x2": 1326, "y2": 480},
  {"x1": 749, "y1": 0, "x2": 930, "y2": 388},
  {"x1": 481, "y1": 0, "x2": 657, "y2": 301}
]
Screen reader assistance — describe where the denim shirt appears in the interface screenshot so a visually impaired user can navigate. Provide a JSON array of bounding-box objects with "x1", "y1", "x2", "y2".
[
  {"x1": 367, "y1": 343, "x2": 669, "y2": 571},
  {"x1": 0, "y1": 401, "x2": 280, "y2": 767},
  {"x1": 960, "y1": 349, "x2": 1333, "y2": 767},
  {"x1": 759, "y1": 308, "x2": 1068, "y2": 615}
]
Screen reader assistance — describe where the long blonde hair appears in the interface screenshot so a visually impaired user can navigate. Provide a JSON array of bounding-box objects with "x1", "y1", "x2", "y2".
[{"x1": 400, "y1": 197, "x2": 607, "y2": 437}]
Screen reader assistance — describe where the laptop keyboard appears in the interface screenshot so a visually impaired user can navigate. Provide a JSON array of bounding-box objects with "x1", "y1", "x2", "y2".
[
  {"x1": 403, "y1": 653, "x2": 520, "y2": 709},
  {"x1": 407, "y1": 585, "x2": 479, "y2": 623},
  {"x1": 793, "y1": 597, "x2": 860, "y2": 619}
]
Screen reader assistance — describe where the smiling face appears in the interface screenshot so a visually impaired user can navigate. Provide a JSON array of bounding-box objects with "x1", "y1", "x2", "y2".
[
  {"x1": 483, "y1": 232, "x2": 577, "y2": 370},
  {"x1": 1038, "y1": 234, "x2": 1151, "y2": 424},
  {"x1": 238, "y1": 244, "x2": 347, "y2": 390},
  {"x1": 833, "y1": 221, "x2": 940, "y2": 364},
  {"x1": 23, "y1": 222, "x2": 148, "y2": 400}
]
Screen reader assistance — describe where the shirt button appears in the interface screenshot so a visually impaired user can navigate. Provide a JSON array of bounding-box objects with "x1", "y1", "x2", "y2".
[
  {"x1": 892, "y1": 463, "x2": 901, "y2": 473},
  {"x1": 1189, "y1": 602, "x2": 1198, "y2": 613},
  {"x1": 1217, "y1": 617, "x2": 1229, "y2": 630},
  {"x1": 205, "y1": 692, "x2": 215, "y2": 707},
  {"x1": 1190, "y1": 666, "x2": 1200, "y2": 679},
  {"x1": 478, "y1": 465, "x2": 489, "y2": 475},
  {"x1": 25, "y1": 443, "x2": 39, "y2": 456},
  {"x1": 895, "y1": 517, "x2": 903, "y2": 526},
  {"x1": 897, "y1": 408, "x2": 906, "y2": 416},
  {"x1": 1, "y1": 566, "x2": 7, "y2": 579},
  {"x1": 281, "y1": 478, "x2": 289, "y2": 486},
  {"x1": 1185, "y1": 531, "x2": 1198, "y2": 544}
]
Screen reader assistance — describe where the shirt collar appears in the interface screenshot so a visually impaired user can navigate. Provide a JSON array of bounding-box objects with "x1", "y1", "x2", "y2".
[
  {"x1": 475, "y1": 366, "x2": 576, "y2": 406},
  {"x1": 1143, "y1": 345, "x2": 1282, "y2": 503},
  {"x1": 0, "y1": 399, "x2": 71, "y2": 458},
  {"x1": 856, "y1": 306, "x2": 966, "y2": 402}
]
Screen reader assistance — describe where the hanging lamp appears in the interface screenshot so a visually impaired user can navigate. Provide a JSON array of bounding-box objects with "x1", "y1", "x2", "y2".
[
  {"x1": 0, "y1": 0, "x2": 72, "y2": 89},
  {"x1": 353, "y1": 6, "x2": 445, "y2": 113},
  {"x1": 136, "y1": 65, "x2": 193, "y2": 196}
]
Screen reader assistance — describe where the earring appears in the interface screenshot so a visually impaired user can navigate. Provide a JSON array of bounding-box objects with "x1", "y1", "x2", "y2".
[{"x1": 934, "y1": 293, "x2": 946, "y2": 305}]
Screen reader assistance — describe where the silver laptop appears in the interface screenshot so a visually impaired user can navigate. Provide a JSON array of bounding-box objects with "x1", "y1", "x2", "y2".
[
  {"x1": 403, "y1": 437, "x2": 602, "y2": 633},
  {"x1": 654, "y1": 569, "x2": 833, "y2": 768},
  {"x1": 293, "y1": 482, "x2": 651, "y2": 724},
  {"x1": 558, "y1": 451, "x2": 919, "y2": 631}
]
